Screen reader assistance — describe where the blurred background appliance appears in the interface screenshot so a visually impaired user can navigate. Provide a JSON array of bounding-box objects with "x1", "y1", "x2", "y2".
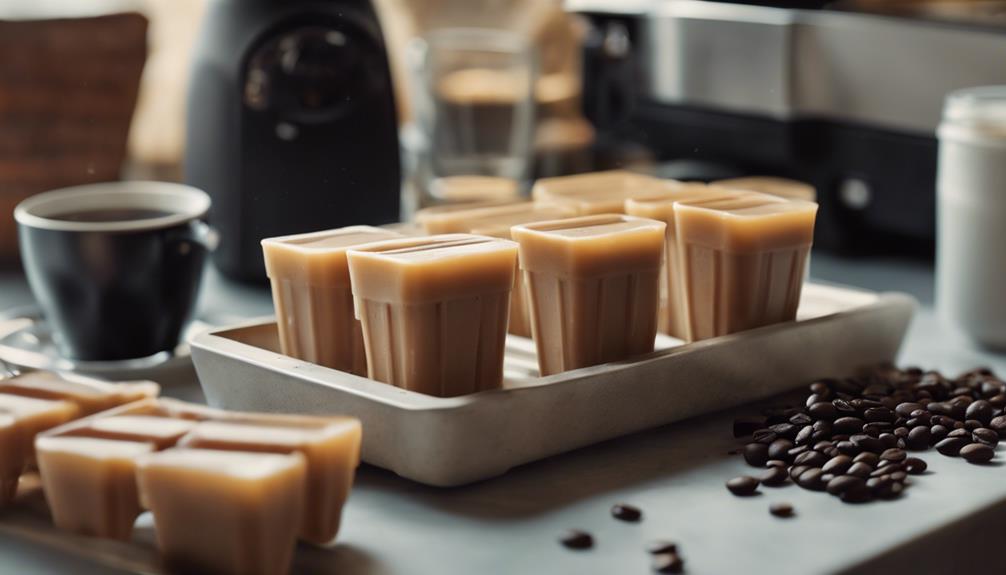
[
  {"x1": 573, "y1": 0, "x2": 1006, "y2": 255},
  {"x1": 185, "y1": 0, "x2": 401, "y2": 282}
]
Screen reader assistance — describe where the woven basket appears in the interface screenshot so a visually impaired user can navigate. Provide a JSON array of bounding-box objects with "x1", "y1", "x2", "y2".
[{"x1": 0, "y1": 12, "x2": 147, "y2": 263}]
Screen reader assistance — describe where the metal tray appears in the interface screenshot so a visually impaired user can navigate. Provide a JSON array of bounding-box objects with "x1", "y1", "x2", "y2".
[{"x1": 190, "y1": 283, "x2": 915, "y2": 487}]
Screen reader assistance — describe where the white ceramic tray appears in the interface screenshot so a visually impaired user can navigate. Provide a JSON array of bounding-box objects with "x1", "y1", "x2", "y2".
[{"x1": 190, "y1": 283, "x2": 915, "y2": 487}]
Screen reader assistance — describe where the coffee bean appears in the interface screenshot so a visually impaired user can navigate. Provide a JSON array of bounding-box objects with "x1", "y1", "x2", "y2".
[
  {"x1": 822, "y1": 455, "x2": 853, "y2": 475},
  {"x1": 813, "y1": 440, "x2": 834, "y2": 451},
  {"x1": 865, "y1": 407, "x2": 896, "y2": 423},
  {"x1": 733, "y1": 417, "x2": 766, "y2": 437},
  {"x1": 906, "y1": 426, "x2": 931, "y2": 450},
  {"x1": 880, "y1": 448, "x2": 907, "y2": 463},
  {"x1": 948, "y1": 428, "x2": 970, "y2": 439},
  {"x1": 834, "y1": 417, "x2": 866, "y2": 435},
  {"x1": 810, "y1": 381, "x2": 832, "y2": 395},
  {"x1": 826, "y1": 475, "x2": 865, "y2": 496},
  {"x1": 847, "y1": 462, "x2": 873, "y2": 479},
  {"x1": 989, "y1": 415, "x2": 1006, "y2": 437},
  {"x1": 935, "y1": 437, "x2": 968, "y2": 456},
  {"x1": 788, "y1": 445, "x2": 809, "y2": 458},
  {"x1": 840, "y1": 483, "x2": 873, "y2": 503},
  {"x1": 930, "y1": 425, "x2": 949, "y2": 444},
  {"x1": 890, "y1": 471, "x2": 908, "y2": 482},
  {"x1": 879, "y1": 433, "x2": 899, "y2": 449},
  {"x1": 766, "y1": 459, "x2": 787, "y2": 468},
  {"x1": 796, "y1": 468, "x2": 826, "y2": 491},
  {"x1": 611, "y1": 503, "x2": 642, "y2": 522},
  {"x1": 964, "y1": 419, "x2": 983, "y2": 431},
  {"x1": 646, "y1": 541, "x2": 678, "y2": 555},
  {"x1": 726, "y1": 476, "x2": 760, "y2": 496},
  {"x1": 960, "y1": 443, "x2": 995, "y2": 464},
  {"x1": 794, "y1": 450, "x2": 828, "y2": 468},
  {"x1": 932, "y1": 415, "x2": 957, "y2": 428},
  {"x1": 769, "y1": 423, "x2": 798, "y2": 438},
  {"x1": 795, "y1": 425, "x2": 814, "y2": 446},
  {"x1": 652, "y1": 553, "x2": 685, "y2": 574},
  {"x1": 820, "y1": 473, "x2": 835, "y2": 483},
  {"x1": 790, "y1": 413, "x2": 813, "y2": 426},
  {"x1": 973, "y1": 428, "x2": 999, "y2": 446},
  {"x1": 744, "y1": 443, "x2": 770, "y2": 467},
  {"x1": 866, "y1": 476, "x2": 890, "y2": 491},
  {"x1": 905, "y1": 457, "x2": 927, "y2": 475},
  {"x1": 832, "y1": 399, "x2": 855, "y2": 413},
  {"x1": 789, "y1": 465, "x2": 810, "y2": 479},
  {"x1": 809, "y1": 402, "x2": 837, "y2": 421},
  {"x1": 836, "y1": 441, "x2": 860, "y2": 456},
  {"x1": 760, "y1": 466, "x2": 789, "y2": 487},
  {"x1": 560, "y1": 529, "x2": 593, "y2": 550},
  {"x1": 928, "y1": 402, "x2": 954, "y2": 417},
  {"x1": 894, "y1": 426, "x2": 909, "y2": 439},
  {"x1": 768, "y1": 439, "x2": 795, "y2": 461},
  {"x1": 966, "y1": 400, "x2": 995, "y2": 425},
  {"x1": 853, "y1": 452, "x2": 880, "y2": 466},
  {"x1": 851, "y1": 434, "x2": 884, "y2": 453},
  {"x1": 876, "y1": 480, "x2": 904, "y2": 500},
  {"x1": 769, "y1": 502, "x2": 794, "y2": 518},
  {"x1": 752, "y1": 429, "x2": 778, "y2": 444},
  {"x1": 895, "y1": 402, "x2": 923, "y2": 418}
]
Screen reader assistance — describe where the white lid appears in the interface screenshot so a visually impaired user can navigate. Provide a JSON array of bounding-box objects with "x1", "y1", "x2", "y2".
[{"x1": 939, "y1": 86, "x2": 1006, "y2": 144}]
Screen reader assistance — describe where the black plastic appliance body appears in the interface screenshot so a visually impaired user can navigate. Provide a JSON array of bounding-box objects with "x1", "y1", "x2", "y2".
[{"x1": 185, "y1": 0, "x2": 400, "y2": 281}]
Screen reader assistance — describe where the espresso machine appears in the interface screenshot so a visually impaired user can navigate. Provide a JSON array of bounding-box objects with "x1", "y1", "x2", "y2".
[
  {"x1": 574, "y1": 0, "x2": 1006, "y2": 254},
  {"x1": 185, "y1": 0, "x2": 401, "y2": 281}
]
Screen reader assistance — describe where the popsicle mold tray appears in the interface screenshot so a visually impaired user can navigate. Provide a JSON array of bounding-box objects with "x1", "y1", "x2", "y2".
[{"x1": 191, "y1": 283, "x2": 915, "y2": 487}]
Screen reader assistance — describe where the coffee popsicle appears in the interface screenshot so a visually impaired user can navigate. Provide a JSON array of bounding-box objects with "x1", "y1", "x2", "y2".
[
  {"x1": 137, "y1": 448, "x2": 307, "y2": 575},
  {"x1": 674, "y1": 193, "x2": 817, "y2": 340},
  {"x1": 511, "y1": 215, "x2": 665, "y2": 376},
  {"x1": 414, "y1": 200, "x2": 530, "y2": 235},
  {"x1": 347, "y1": 234, "x2": 517, "y2": 396},
  {"x1": 625, "y1": 185, "x2": 748, "y2": 340},
  {"x1": 262, "y1": 226, "x2": 400, "y2": 375},
  {"x1": 713, "y1": 176, "x2": 817, "y2": 203},
  {"x1": 531, "y1": 170, "x2": 670, "y2": 215}
]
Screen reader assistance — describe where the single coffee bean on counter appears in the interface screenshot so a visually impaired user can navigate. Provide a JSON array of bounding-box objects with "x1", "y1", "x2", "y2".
[
  {"x1": 935, "y1": 437, "x2": 968, "y2": 457},
  {"x1": 652, "y1": 553, "x2": 685, "y2": 574},
  {"x1": 769, "y1": 502, "x2": 794, "y2": 518},
  {"x1": 611, "y1": 503, "x2": 642, "y2": 522},
  {"x1": 560, "y1": 529, "x2": 593, "y2": 550},
  {"x1": 905, "y1": 457, "x2": 927, "y2": 475},
  {"x1": 646, "y1": 541, "x2": 678, "y2": 555},
  {"x1": 726, "y1": 476, "x2": 760, "y2": 496},
  {"x1": 960, "y1": 443, "x2": 995, "y2": 464}
]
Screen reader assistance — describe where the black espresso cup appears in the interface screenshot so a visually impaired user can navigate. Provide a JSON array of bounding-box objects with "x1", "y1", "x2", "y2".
[{"x1": 15, "y1": 182, "x2": 215, "y2": 361}]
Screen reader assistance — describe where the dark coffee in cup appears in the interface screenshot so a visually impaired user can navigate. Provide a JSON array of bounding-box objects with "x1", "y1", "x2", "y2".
[{"x1": 15, "y1": 182, "x2": 215, "y2": 361}]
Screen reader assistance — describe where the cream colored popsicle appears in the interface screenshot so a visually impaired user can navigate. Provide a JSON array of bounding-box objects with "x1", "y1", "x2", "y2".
[
  {"x1": 414, "y1": 200, "x2": 529, "y2": 234},
  {"x1": 0, "y1": 372, "x2": 159, "y2": 416},
  {"x1": 530, "y1": 170, "x2": 670, "y2": 214},
  {"x1": 262, "y1": 226, "x2": 401, "y2": 375},
  {"x1": 178, "y1": 418, "x2": 362, "y2": 544},
  {"x1": 347, "y1": 234, "x2": 518, "y2": 396},
  {"x1": 713, "y1": 176, "x2": 817, "y2": 202},
  {"x1": 428, "y1": 175, "x2": 520, "y2": 203},
  {"x1": 0, "y1": 394, "x2": 79, "y2": 461},
  {"x1": 35, "y1": 436, "x2": 154, "y2": 540},
  {"x1": 0, "y1": 415, "x2": 22, "y2": 504},
  {"x1": 674, "y1": 193, "x2": 818, "y2": 341},
  {"x1": 137, "y1": 448, "x2": 306, "y2": 575},
  {"x1": 511, "y1": 215, "x2": 665, "y2": 376},
  {"x1": 625, "y1": 184, "x2": 748, "y2": 339},
  {"x1": 61, "y1": 415, "x2": 199, "y2": 450}
]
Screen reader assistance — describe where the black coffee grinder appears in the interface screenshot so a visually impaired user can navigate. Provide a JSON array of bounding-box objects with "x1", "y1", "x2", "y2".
[{"x1": 185, "y1": 0, "x2": 401, "y2": 281}]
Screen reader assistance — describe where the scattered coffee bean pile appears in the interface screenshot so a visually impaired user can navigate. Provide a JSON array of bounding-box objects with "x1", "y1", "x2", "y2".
[{"x1": 729, "y1": 365, "x2": 1004, "y2": 505}]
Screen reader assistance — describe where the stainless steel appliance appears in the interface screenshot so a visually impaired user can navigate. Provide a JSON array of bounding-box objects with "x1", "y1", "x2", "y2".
[{"x1": 574, "y1": 0, "x2": 1006, "y2": 254}]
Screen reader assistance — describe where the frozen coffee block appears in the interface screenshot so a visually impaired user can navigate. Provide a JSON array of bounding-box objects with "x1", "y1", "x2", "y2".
[
  {"x1": 674, "y1": 193, "x2": 818, "y2": 341},
  {"x1": 262, "y1": 226, "x2": 401, "y2": 375},
  {"x1": 511, "y1": 215, "x2": 665, "y2": 376},
  {"x1": 347, "y1": 235, "x2": 518, "y2": 396},
  {"x1": 178, "y1": 418, "x2": 362, "y2": 544},
  {"x1": 0, "y1": 372, "x2": 159, "y2": 416},
  {"x1": 137, "y1": 448, "x2": 306, "y2": 575},
  {"x1": 0, "y1": 394, "x2": 79, "y2": 460},
  {"x1": 429, "y1": 175, "x2": 521, "y2": 203},
  {"x1": 530, "y1": 170, "x2": 669, "y2": 215},
  {"x1": 625, "y1": 185, "x2": 747, "y2": 339},
  {"x1": 62, "y1": 415, "x2": 199, "y2": 450},
  {"x1": 35, "y1": 436, "x2": 154, "y2": 540},
  {"x1": 713, "y1": 176, "x2": 817, "y2": 202},
  {"x1": 414, "y1": 200, "x2": 529, "y2": 235}
]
